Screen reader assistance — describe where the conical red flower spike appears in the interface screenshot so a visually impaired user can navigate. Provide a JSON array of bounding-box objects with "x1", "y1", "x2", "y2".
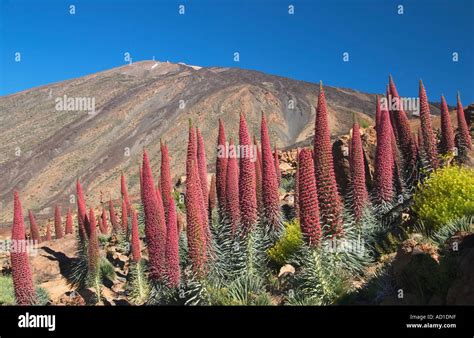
[
  {"x1": 388, "y1": 75, "x2": 417, "y2": 169},
  {"x1": 87, "y1": 208, "x2": 100, "y2": 279},
  {"x1": 121, "y1": 173, "x2": 130, "y2": 211},
  {"x1": 160, "y1": 140, "x2": 173, "y2": 222},
  {"x1": 349, "y1": 122, "x2": 369, "y2": 221},
  {"x1": 456, "y1": 92, "x2": 472, "y2": 151},
  {"x1": 165, "y1": 196, "x2": 180, "y2": 288},
  {"x1": 99, "y1": 207, "x2": 108, "y2": 234},
  {"x1": 141, "y1": 151, "x2": 167, "y2": 281},
  {"x1": 109, "y1": 199, "x2": 119, "y2": 232},
  {"x1": 294, "y1": 148, "x2": 300, "y2": 220},
  {"x1": 313, "y1": 82, "x2": 343, "y2": 235},
  {"x1": 28, "y1": 210, "x2": 42, "y2": 243},
  {"x1": 298, "y1": 149, "x2": 321, "y2": 246},
  {"x1": 186, "y1": 122, "x2": 208, "y2": 246},
  {"x1": 54, "y1": 205, "x2": 63, "y2": 239},
  {"x1": 261, "y1": 115, "x2": 281, "y2": 230},
  {"x1": 196, "y1": 128, "x2": 209, "y2": 213},
  {"x1": 439, "y1": 95, "x2": 455, "y2": 154},
  {"x1": 254, "y1": 136, "x2": 263, "y2": 214},
  {"x1": 208, "y1": 174, "x2": 217, "y2": 218},
  {"x1": 186, "y1": 160, "x2": 207, "y2": 275},
  {"x1": 216, "y1": 119, "x2": 228, "y2": 217},
  {"x1": 374, "y1": 108, "x2": 394, "y2": 203},
  {"x1": 65, "y1": 208, "x2": 74, "y2": 235},
  {"x1": 11, "y1": 192, "x2": 37, "y2": 305},
  {"x1": 131, "y1": 208, "x2": 141, "y2": 263},
  {"x1": 121, "y1": 198, "x2": 128, "y2": 234},
  {"x1": 226, "y1": 139, "x2": 240, "y2": 234},
  {"x1": 45, "y1": 221, "x2": 52, "y2": 241},
  {"x1": 239, "y1": 114, "x2": 257, "y2": 234},
  {"x1": 419, "y1": 80, "x2": 439, "y2": 168}
]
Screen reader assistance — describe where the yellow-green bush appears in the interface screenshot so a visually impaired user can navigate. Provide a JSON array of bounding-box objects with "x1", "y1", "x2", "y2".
[
  {"x1": 0, "y1": 275, "x2": 15, "y2": 305},
  {"x1": 413, "y1": 166, "x2": 474, "y2": 231},
  {"x1": 268, "y1": 219, "x2": 303, "y2": 266}
]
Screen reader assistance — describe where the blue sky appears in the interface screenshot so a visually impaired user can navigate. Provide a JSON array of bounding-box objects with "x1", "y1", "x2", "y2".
[{"x1": 1, "y1": 0, "x2": 473, "y2": 104}]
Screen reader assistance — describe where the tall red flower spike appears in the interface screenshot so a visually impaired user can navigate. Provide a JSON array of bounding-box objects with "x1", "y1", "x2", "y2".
[
  {"x1": 45, "y1": 221, "x2": 52, "y2": 241},
  {"x1": 349, "y1": 122, "x2": 369, "y2": 221},
  {"x1": 186, "y1": 123, "x2": 208, "y2": 247},
  {"x1": 11, "y1": 192, "x2": 37, "y2": 305},
  {"x1": 100, "y1": 207, "x2": 108, "y2": 234},
  {"x1": 313, "y1": 82, "x2": 343, "y2": 235},
  {"x1": 253, "y1": 136, "x2": 263, "y2": 214},
  {"x1": 121, "y1": 198, "x2": 128, "y2": 234},
  {"x1": 386, "y1": 85, "x2": 400, "y2": 145},
  {"x1": 239, "y1": 114, "x2": 258, "y2": 235},
  {"x1": 274, "y1": 146, "x2": 281, "y2": 187},
  {"x1": 216, "y1": 119, "x2": 228, "y2": 216},
  {"x1": 165, "y1": 196, "x2": 180, "y2": 288},
  {"x1": 65, "y1": 208, "x2": 74, "y2": 235},
  {"x1": 196, "y1": 128, "x2": 209, "y2": 213},
  {"x1": 439, "y1": 95, "x2": 455, "y2": 154},
  {"x1": 131, "y1": 208, "x2": 141, "y2": 263},
  {"x1": 109, "y1": 199, "x2": 120, "y2": 232},
  {"x1": 76, "y1": 179, "x2": 88, "y2": 240},
  {"x1": 160, "y1": 140, "x2": 173, "y2": 222},
  {"x1": 374, "y1": 108, "x2": 394, "y2": 203},
  {"x1": 186, "y1": 160, "x2": 207, "y2": 276},
  {"x1": 383, "y1": 96, "x2": 403, "y2": 195},
  {"x1": 87, "y1": 208, "x2": 100, "y2": 279},
  {"x1": 298, "y1": 149, "x2": 321, "y2": 246},
  {"x1": 141, "y1": 151, "x2": 167, "y2": 281},
  {"x1": 28, "y1": 210, "x2": 42, "y2": 244},
  {"x1": 456, "y1": 92, "x2": 472, "y2": 151},
  {"x1": 294, "y1": 148, "x2": 300, "y2": 220},
  {"x1": 388, "y1": 76, "x2": 417, "y2": 169},
  {"x1": 121, "y1": 173, "x2": 130, "y2": 211},
  {"x1": 226, "y1": 139, "x2": 240, "y2": 234},
  {"x1": 261, "y1": 115, "x2": 281, "y2": 230},
  {"x1": 419, "y1": 80, "x2": 439, "y2": 168},
  {"x1": 54, "y1": 205, "x2": 64, "y2": 239}
]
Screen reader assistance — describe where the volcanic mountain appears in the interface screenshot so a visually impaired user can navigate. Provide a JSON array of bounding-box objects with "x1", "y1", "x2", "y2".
[{"x1": 0, "y1": 60, "x2": 443, "y2": 225}]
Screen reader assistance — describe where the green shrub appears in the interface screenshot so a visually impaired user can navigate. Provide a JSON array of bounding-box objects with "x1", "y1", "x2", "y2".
[
  {"x1": 0, "y1": 276, "x2": 50, "y2": 305},
  {"x1": 413, "y1": 166, "x2": 474, "y2": 232},
  {"x1": 0, "y1": 275, "x2": 15, "y2": 305},
  {"x1": 35, "y1": 287, "x2": 50, "y2": 305},
  {"x1": 280, "y1": 175, "x2": 295, "y2": 193},
  {"x1": 268, "y1": 219, "x2": 303, "y2": 266}
]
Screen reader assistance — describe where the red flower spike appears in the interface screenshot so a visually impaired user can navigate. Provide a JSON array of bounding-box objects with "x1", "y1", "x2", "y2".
[
  {"x1": 28, "y1": 210, "x2": 42, "y2": 243},
  {"x1": 261, "y1": 115, "x2": 281, "y2": 230},
  {"x1": 298, "y1": 149, "x2": 322, "y2": 246},
  {"x1": 54, "y1": 205, "x2": 63, "y2": 239},
  {"x1": 141, "y1": 151, "x2": 167, "y2": 281},
  {"x1": 313, "y1": 82, "x2": 343, "y2": 235},
  {"x1": 418, "y1": 80, "x2": 439, "y2": 168},
  {"x1": 11, "y1": 192, "x2": 37, "y2": 305},
  {"x1": 239, "y1": 114, "x2": 258, "y2": 234}
]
